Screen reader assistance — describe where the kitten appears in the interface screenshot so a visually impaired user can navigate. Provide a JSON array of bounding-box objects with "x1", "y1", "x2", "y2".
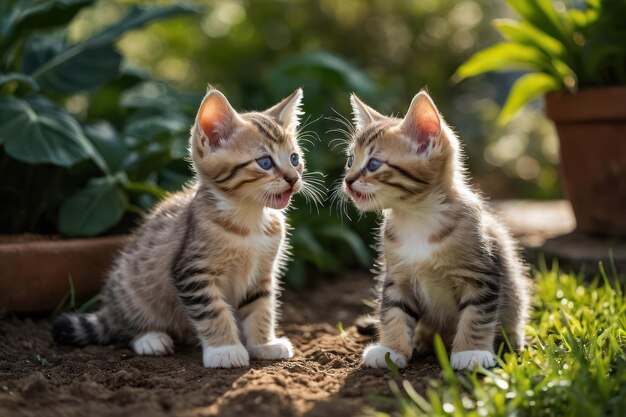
[
  {"x1": 342, "y1": 91, "x2": 530, "y2": 370},
  {"x1": 53, "y1": 87, "x2": 306, "y2": 368}
]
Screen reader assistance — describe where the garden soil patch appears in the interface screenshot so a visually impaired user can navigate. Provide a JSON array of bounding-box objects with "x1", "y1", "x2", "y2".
[{"x1": 0, "y1": 272, "x2": 441, "y2": 417}]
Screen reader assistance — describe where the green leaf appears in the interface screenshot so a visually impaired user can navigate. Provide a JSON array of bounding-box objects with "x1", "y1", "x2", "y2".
[
  {"x1": 58, "y1": 175, "x2": 128, "y2": 236},
  {"x1": 492, "y1": 19, "x2": 566, "y2": 60},
  {"x1": 22, "y1": 37, "x2": 121, "y2": 93},
  {"x1": 291, "y1": 226, "x2": 339, "y2": 272},
  {"x1": 318, "y1": 224, "x2": 371, "y2": 267},
  {"x1": 29, "y1": 5, "x2": 198, "y2": 93},
  {"x1": 498, "y1": 72, "x2": 561, "y2": 125},
  {"x1": 270, "y1": 50, "x2": 376, "y2": 95},
  {"x1": 506, "y1": 0, "x2": 573, "y2": 50},
  {"x1": 454, "y1": 43, "x2": 551, "y2": 81},
  {"x1": 0, "y1": 0, "x2": 93, "y2": 56},
  {"x1": 84, "y1": 122, "x2": 128, "y2": 173},
  {"x1": 86, "y1": 5, "x2": 199, "y2": 49},
  {"x1": 0, "y1": 95, "x2": 106, "y2": 170},
  {"x1": 124, "y1": 115, "x2": 189, "y2": 146},
  {"x1": 0, "y1": 72, "x2": 39, "y2": 91}
]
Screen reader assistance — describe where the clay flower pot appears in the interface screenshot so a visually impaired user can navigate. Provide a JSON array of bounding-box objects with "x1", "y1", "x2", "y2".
[
  {"x1": 546, "y1": 86, "x2": 626, "y2": 236},
  {"x1": 0, "y1": 235, "x2": 129, "y2": 313}
]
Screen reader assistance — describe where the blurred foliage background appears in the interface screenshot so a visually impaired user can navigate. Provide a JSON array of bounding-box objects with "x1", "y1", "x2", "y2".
[{"x1": 1, "y1": 0, "x2": 563, "y2": 286}]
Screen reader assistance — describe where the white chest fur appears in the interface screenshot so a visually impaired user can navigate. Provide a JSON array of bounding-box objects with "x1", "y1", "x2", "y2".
[{"x1": 388, "y1": 214, "x2": 442, "y2": 264}]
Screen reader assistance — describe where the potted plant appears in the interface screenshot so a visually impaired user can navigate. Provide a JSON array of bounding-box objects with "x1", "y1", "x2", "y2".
[
  {"x1": 455, "y1": 0, "x2": 626, "y2": 235},
  {"x1": 0, "y1": 0, "x2": 198, "y2": 312}
]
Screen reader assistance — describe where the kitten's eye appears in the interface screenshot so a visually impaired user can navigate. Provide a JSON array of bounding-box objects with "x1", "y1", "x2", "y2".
[
  {"x1": 367, "y1": 158, "x2": 382, "y2": 172},
  {"x1": 347, "y1": 155, "x2": 354, "y2": 168},
  {"x1": 256, "y1": 156, "x2": 274, "y2": 170},
  {"x1": 290, "y1": 153, "x2": 300, "y2": 167}
]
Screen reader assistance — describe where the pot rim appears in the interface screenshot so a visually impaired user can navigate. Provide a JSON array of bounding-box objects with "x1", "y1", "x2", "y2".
[{"x1": 546, "y1": 85, "x2": 626, "y2": 123}]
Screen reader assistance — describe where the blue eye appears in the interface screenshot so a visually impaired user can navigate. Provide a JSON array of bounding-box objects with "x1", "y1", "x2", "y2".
[
  {"x1": 367, "y1": 158, "x2": 382, "y2": 172},
  {"x1": 256, "y1": 156, "x2": 274, "y2": 170},
  {"x1": 347, "y1": 155, "x2": 354, "y2": 168},
  {"x1": 290, "y1": 153, "x2": 299, "y2": 167}
]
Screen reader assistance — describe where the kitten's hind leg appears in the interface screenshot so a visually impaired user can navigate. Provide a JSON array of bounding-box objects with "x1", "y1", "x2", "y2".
[
  {"x1": 240, "y1": 276, "x2": 293, "y2": 361},
  {"x1": 131, "y1": 331, "x2": 174, "y2": 356}
]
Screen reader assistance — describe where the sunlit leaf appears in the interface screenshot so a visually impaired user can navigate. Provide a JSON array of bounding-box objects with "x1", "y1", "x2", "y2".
[
  {"x1": 498, "y1": 72, "x2": 561, "y2": 125},
  {"x1": 454, "y1": 43, "x2": 551, "y2": 81}
]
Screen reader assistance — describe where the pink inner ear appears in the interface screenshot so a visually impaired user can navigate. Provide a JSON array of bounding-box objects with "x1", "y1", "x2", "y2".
[
  {"x1": 199, "y1": 98, "x2": 233, "y2": 147},
  {"x1": 403, "y1": 119, "x2": 439, "y2": 153}
]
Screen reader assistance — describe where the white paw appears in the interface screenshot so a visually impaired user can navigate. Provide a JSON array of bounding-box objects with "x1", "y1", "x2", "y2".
[
  {"x1": 131, "y1": 332, "x2": 174, "y2": 356},
  {"x1": 203, "y1": 344, "x2": 250, "y2": 368},
  {"x1": 248, "y1": 337, "x2": 294, "y2": 360},
  {"x1": 363, "y1": 344, "x2": 408, "y2": 369},
  {"x1": 451, "y1": 350, "x2": 496, "y2": 370}
]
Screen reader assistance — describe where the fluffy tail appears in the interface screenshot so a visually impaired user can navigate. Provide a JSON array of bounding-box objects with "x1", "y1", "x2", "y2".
[
  {"x1": 355, "y1": 315, "x2": 379, "y2": 337},
  {"x1": 52, "y1": 309, "x2": 113, "y2": 346}
]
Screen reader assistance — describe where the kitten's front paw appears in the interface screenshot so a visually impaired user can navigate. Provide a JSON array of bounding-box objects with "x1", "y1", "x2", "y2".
[
  {"x1": 203, "y1": 344, "x2": 249, "y2": 368},
  {"x1": 450, "y1": 350, "x2": 496, "y2": 370},
  {"x1": 248, "y1": 337, "x2": 294, "y2": 360},
  {"x1": 363, "y1": 344, "x2": 408, "y2": 369},
  {"x1": 131, "y1": 331, "x2": 174, "y2": 356}
]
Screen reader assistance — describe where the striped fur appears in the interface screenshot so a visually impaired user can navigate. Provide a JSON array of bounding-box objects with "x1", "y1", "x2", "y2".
[
  {"x1": 52, "y1": 88, "x2": 305, "y2": 368},
  {"x1": 344, "y1": 91, "x2": 531, "y2": 370}
]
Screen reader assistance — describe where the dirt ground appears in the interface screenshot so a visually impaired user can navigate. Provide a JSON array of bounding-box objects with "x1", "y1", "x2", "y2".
[{"x1": 0, "y1": 272, "x2": 441, "y2": 417}]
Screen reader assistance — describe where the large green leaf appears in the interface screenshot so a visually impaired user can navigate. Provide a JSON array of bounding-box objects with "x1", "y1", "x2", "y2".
[
  {"x1": 0, "y1": 95, "x2": 106, "y2": 170},
  {"x1": 493, "y1": 19, "x2": 567, "y2": 60},
  {"x1": 28, "y1": 5, "x2": 197, "y2": 93},
  {"x1": 59, "y1": 175, "x2": 128, "y2": 236},
  {"x1": 498, "y1": 72, "x2": 561, "y2": 125},
  {"x1": 454, "y1": 43, "x2": 553, "y2": 81},
  {"x1": 507, "y1": 0, "x2": 573, "y2": 51},
  {"x1": 22, "y1": 37, "x2": 121, "y2": 93},
  {"x1": 84, "y1": 122, "x2": 128, "y2": 173},
  {"x1": 270, "y1": 51, "x2": 376, "y2": 95},
  {"x1": 0, "y1": 0, "x2": 92, "y2": 56},
  {"x1": 86, "y1": 5, "x2": 199, "y2": 49}
]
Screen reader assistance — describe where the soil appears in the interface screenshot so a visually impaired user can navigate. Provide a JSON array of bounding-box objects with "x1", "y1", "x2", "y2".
[{"x1": 0, "y1": 272, "x2": 441, "y2": 417}]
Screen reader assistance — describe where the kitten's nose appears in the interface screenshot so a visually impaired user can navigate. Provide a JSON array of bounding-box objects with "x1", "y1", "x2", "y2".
[
  {"x1": 345, "y1": 175, "x2": 358, "y2": 186},
  {"x1": 283, "y1": 174, "x2": 297, "y2": 186}
]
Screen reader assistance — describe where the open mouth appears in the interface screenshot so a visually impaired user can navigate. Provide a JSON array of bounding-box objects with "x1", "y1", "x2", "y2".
[
  {"x1": 269, "y1": 190, "x2": 293, "y2": 209},
  {"x1": 347, "y1": 186, "x2": 369, "y2": 203}
]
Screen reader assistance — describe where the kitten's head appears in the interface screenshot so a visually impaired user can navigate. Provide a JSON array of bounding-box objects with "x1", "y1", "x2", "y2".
[
  {"x1": 342, "y1": 90, "x2": 459, "y2": 211},
  {"x1": 190, "y1": 87, "x2": 305, "y2": 209}
]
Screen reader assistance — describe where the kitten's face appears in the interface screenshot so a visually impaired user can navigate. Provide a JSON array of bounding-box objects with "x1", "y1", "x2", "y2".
[
  {"x1": 342, "y1": 92, "x2": 453, "y2": 211},
  {"x1": 191, "y1": 88, "x2": 305, "y2": 209}
]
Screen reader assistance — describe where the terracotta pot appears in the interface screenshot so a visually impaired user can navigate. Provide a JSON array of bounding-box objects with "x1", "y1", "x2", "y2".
[
  {"x1": 0, "y1": 235, "x2": 129, "y2": 313},
  {"x1": 546, "y1": 86, "x2": 626, "y2": 236}
]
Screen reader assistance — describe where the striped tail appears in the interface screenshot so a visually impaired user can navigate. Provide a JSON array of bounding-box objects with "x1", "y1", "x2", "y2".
[
  {"x1": 355, "y1": 314, "x2": 379, "y2": 337},
  {"x1": 52, "y1": 309, "x2": 113, "y2": 346}
]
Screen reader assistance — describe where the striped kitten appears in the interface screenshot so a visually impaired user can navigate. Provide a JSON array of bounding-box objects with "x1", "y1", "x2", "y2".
[
  {"x1": 343, "y1": 91, "x2": 530, "y2": 370},
  {"x1": 53, "y1": 87, "x2": 306, "y2": 368}
]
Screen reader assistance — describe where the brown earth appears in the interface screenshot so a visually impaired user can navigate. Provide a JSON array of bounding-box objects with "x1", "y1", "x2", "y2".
[{"x1": 0, "y1": 272, "x2": 441, "y2": 417}]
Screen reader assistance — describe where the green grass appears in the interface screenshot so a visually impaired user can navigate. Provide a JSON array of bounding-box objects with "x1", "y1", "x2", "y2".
[{"x1": 381, "y1": 263, "x2": 626, "y2": 417}]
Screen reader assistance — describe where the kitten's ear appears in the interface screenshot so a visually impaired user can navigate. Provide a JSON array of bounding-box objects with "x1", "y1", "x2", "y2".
[
  {"x1": 350, "y1": 94, "x2": 384, "y2": 131},
  {"x1": 400, "y1": 91, "x2": 442, "y2": 153},
  {"x1": 264, "y1": 88, "x2": 303, "y2": 136},
  {"x1": 196, "y1": 89, "x2": 241, "y2": 150}
]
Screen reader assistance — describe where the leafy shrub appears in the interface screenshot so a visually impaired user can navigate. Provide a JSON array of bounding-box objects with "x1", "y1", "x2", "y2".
[
  {"x1": 0, "y1": 0, "x2": 197, "y2": 236},
  {"x1": 456, "y1": 0, "x2": 626, "y2": 124}
]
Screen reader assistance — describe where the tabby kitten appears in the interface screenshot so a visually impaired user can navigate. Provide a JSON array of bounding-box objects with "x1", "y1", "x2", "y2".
[
  {"x1": 342, "y1": 91, "x2": 530, "y2": 370},
  {"x1": 53, "y1": 87, "x2": 306, "y2": 368}
]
